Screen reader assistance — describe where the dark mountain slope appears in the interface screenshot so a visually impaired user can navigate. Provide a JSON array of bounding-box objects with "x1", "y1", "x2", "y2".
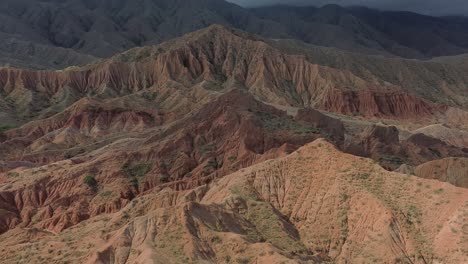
[
  {"x1": 2, "y1": 1, "x2": 468, "y2": 69},
  {"x1": 350, "y1": 7, "x2": 468, "y2": 57},
  {"x1": 0, "y1": 0, "x2": 287, "y2": 68},
  {"x1": 252, "y1": 4, "x2": 424, "y2": 58},
  {"x1": 253, "y1": 4, "x2": 468, "y2": 58}
]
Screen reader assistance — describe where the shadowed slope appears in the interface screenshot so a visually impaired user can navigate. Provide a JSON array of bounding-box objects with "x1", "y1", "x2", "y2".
[{"x1": 3, "y1": 1, "x2": 468, "y2": 68}]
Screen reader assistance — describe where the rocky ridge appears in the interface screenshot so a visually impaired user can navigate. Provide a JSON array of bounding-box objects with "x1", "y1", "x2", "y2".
[{"x1": 0, "y1": 24, "x2": 468, "y2": 264}]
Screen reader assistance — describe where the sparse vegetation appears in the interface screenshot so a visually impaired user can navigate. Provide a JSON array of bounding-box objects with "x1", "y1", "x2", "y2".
[
  {"x1": 256, "y1": 111, "x2": 319, "y2": 135},
  {"x1": 129, "y1": 177, "x2": 139, "y2": 188},
  {"x1": 7, "y1": 172, "x2": 19, "y2": 177},
  {"x1": 208, "y1": 159, "x2": 219, "y2": 168},
  {"x1": 231, "y1": 186, "x2": 309, "y2": 254},
  {"x1": 159, "y1": 174, "x2": 170, "y2": 183},
  {"x1": 142, "y1": 91, "x2": 157, "y2": 101},
  {"x1": 121, "y1": 162, "x2": 153, "y2": 178},
  {"x1": 354, "y1": 172, "x2": 371, "y2": 180},
  {"x1": 64, "y1": 148, "x2": 86, "y2": 159},
  {"x1": 236, "y1": 256, "x2": 252, "y2": 264},
  {"x1": 199, "y1": 143, "x2": 216, "y2": 155},
  {"x1": 428, "y1": 148, "x2": 441, "y2": 157},
  {"x1": 0, "y1": 125, "x2": 15, "y2": 133},
  {"x1": 211, "y1": 235, "x2": 222, "y2": 244},
  {"x1": 380, "y1": 155, "x2": 404, "y2": 165},
  {"x1": 83, "y1": 175, "x2": 97, "y2": 187},
  {"x1": 99, "y1": 191, "x2": 114, "y2": 198},
  {"x1": 203, "y1": 81, "x2": 225, "y2": 91},
  {"x1": 406, "y1": 204, "x2": 421, "y2": 226}
]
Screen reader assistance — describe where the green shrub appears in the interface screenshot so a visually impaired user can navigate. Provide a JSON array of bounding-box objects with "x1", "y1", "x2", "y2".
[
  {"x1": 0, "y1": 125, "x2": 15, "y2": 133},
  {"x1": 380, "y1": 155, "x2": 404, "y2": 165},
  {"x1": 406, "y1": 205, "x2": 421, "y2": 225},
  {"x1": 255, "y1": 111, "x2": 318, "y2": 135},
  {"x1": 429, "y1": 148, "x2": 441, "y2": 157},
  {"x1": 83, "y1": 175, "x2": 97, "y2": 187},
  {"x1": 121, "y1": 163, "x2": 152, "y2": 177},
  {"x1": 64, "y1": 148, "x2": 86, "y2": 159},
  {"x1": 206, "y1": 159, "x2": 219, "y2": 169},
  {"x1": 159, "y1": 174, "x2": 170, "y2": 183},
  {"x1": 142, "y1": 92, "x2": 157, "y2": 101},
  {"x1": 355, "y1": 172, "x2": 370, "y2": 180},
  {"x1": 129, "y1": 177, "x2": 139, "y2": 188},
  {"x1": 7, "y1": 172, "x2": 19, "y2": 177},
  {"x1": 100, "y1": 191, "x2": 114, "y2": 198},
  {"x1": 236, "y1": 257, "x2": 252, "y2": 264},
  {"x1": 199, "y1": 143, "x2": 215, "y2": 155},
  {"x1": 211, "y1": 236, "x2": 222, "y2": 244}
]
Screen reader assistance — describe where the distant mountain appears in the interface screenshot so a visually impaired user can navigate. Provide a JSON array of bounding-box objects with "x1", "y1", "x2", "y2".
[
  {"x1": 1, "y1": 0, "x2": 468, "y2": 69},
  {"x1": 349, "y1": 7, "x2": 468, "y2": 56},
  {"x1": 253, "y1": 4, "x2": 468, "y2": 58},
  {"x1": 0, "y1": 0, "x2": 286, "y2": 68}
]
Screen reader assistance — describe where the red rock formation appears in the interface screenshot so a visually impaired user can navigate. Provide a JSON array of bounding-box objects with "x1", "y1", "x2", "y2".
[
  {"x1": 0, "y1": 97, "x2": 163, "y2": 162},
  {"x1": 414, "y1": 157, "x2": 468, "y2": 188},
  {"x1": 344, "y1": 124, "x2": 468, "y2": 170},
  {"x1": 294, "y1": 108, "x2": 345, "y2": 145},
  {"x1": 1, "y1": 140, "x2": 462, "y2": 263},
  {"x1": 414, "y1": 124, "x2": 468, "y2": 148},
  {"x1": 321, "y1": 88, "x2": 443, "y2": 117},
  {"x1": 0, "y1": 90, "x2": 324, "y2": 234},
  {"x1": 0, "y1": 25, "x2": 447, "y2": 121}
]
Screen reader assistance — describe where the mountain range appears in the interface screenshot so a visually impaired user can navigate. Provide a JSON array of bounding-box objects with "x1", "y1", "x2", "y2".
[
  {"x1": 0, "y1": 1, "x2": 468, "y2": 264},
  {"x1": 2, "y1": 0, "x2": 468, "y2": 69}
]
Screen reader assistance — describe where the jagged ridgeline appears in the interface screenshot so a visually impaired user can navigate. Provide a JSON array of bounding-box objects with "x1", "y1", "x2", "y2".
[
  {"x1": 2, "y1": 25, "x2": 468, "y2": 127},
  {"x1": 2, "y1": 0, "x2": 468, "y2": 69},
  {"x1": 1, "y1": 4, "x2": 468, "y2": 264}
]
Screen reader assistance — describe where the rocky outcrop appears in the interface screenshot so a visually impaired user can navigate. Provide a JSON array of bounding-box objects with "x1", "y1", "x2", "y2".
[
  {"x1": 404, "y1": 133, "x2": 468, "y2": 165},
  {"x1": 2, "y1": 140, "x2": 466, "y2": 263},
  {"x1": 321, "y1": 88, "x2": 442, "y2": 118},
  {"x1": 414, "y1": 158, "x2": 468, "y2": 188},
  {"x1": 343, "y1": 124, "x2": 468, "y2": 170},
  {"x1": 0, "y1": 89, "x2": 326, "y2": 234},
  {"x1": 6, "y1": 98, "x2": 160, "y2": 139},
  {"x1": 0, "y1": 25, "x2": 447, "y2": 122},
  {"x1": 344, "y1": 125, "x2": 402, "y2": 168},
  {"x1": 295, "y1": 108, "x2": 345, "y2": 145},
  {"x1": 118, "y1": 89, "x2": 321, "y2": 187},
  {"x1": 414, "y1": 124, "x2": 468, "y2": 149},
  {"x1": 0, "y1": 97, "x2": 163, "y2": 162},
  {"x1": 0, "y1": 160, "x2": 135, "y2": 234}
]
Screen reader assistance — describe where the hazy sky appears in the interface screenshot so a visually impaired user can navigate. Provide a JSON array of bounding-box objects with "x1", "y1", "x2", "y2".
[{"x1": 227, "y1": 0, "x2": 468, "y2": 15}]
